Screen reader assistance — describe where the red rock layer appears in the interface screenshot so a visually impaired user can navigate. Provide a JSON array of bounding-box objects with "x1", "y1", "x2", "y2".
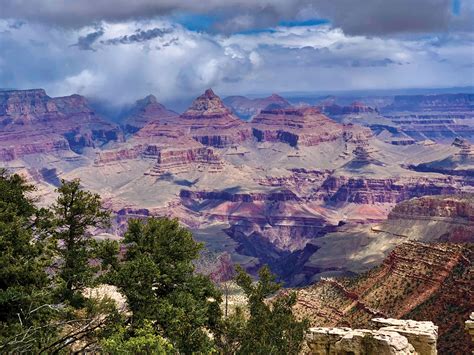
[
  {"x1": 0, "y1": 89, "x2": 123, "y2": 160},
  {"x1": 294, "y1": 241, "x2": 473, "y2": 354},
  {"x1": 122, "y1": 94, "x2": 178, "y2": 134},
  {"x1": 146, "y1": 147, "x2": 224, "y2": 175},
  {"x1": 251, "y1": 107, "x2": 372, "y2": 147},
  {"x1": 317, "y1": 176, "x2": 461, "y2": 204},
  {"x1": 178, "y1": 89, "x2": 252, "y2": 147}
]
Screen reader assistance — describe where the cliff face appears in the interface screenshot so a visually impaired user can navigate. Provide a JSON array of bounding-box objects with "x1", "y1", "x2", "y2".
[
  {"x1": 386, "y1": 94, "x2": 474, "y2": 112},
  {"x1": 294, "y1": 241, "x2": 473, "y2": 354},
  {"x1": 318, "y1": 176, "x2": 461, "y2": 204},
  {"x1": 251, "y1": 107, "x2": 372, "y2": 147},
  {"x1": 374, "y1": 194, "x2": 474, "y2": 242},
  {"x1": 381, "y1": 94, "x2": 474, "y2": 143},
  {"x1": 121, "y1": 94, "x2": 178, "y2": 134},
  {"x1": 0, "y1": 89, "x2": 123, "y2": 160}
]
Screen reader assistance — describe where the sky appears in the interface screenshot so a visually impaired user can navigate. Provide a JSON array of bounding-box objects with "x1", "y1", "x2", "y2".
[{"x1": 0, "y1": 0, "x2": 473, "y2": 108}]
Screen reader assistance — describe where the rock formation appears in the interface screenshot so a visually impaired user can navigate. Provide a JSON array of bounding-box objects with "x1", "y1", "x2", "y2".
[
  {"x1": 411, "y1": 138, "x2": 474, "y2": 176},
  {"x1": 318, "y1": 176, "x2": 460, "y2": 204},
  {"x1": 294, "y1": 241, "x2": 473, "y2": 354},
  {"x1": 0, "y1": 89, "x2": 122, "y2": 160},
  {"x1": 146, "y1": 146, "x2": 224, "y2": 176},
  {"x1": 385, "y1": 94, "x2": 474, "y2": 112},
  {"x1": 223, "y1": 93, "x2": 291, "y2": 120},
  {"x1": 251, "y1": 107, "x2": 372, "y2": 147},
  {"x1": 121, "y1": 94, "x2": 178, "y2": 134},
  {"x1": 307, "y1": 318, "x2": 438, "y2": 355},
  {"x1": 179, "y1": 89, "x2": 252, "y2": 147},
  {"x1": 317, "y1": 100, "x2": 378, "y2": 116}
]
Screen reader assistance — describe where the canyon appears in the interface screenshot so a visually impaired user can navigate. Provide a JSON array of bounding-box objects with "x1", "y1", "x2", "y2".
[
  {"x1": 1, "y1": 87, "x2": 473, "y2": 352},
  {"x1": 1, "y1": 88, "x2": 472, "y2": 271}
]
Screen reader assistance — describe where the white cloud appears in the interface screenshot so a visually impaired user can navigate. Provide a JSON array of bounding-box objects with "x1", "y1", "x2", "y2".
[{"x1": 0, "y1": 19, "x2": 472, "y2": 110}]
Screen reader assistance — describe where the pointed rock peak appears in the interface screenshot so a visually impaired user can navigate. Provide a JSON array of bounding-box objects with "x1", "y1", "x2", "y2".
[
  {"x1": 183, "y1": 88, "x2": 232, "y2": 118},
  {"x1": 135, "y1": 94, "x2": 165, "y2": 110},
  {"x1": 143, "y1": 94, "x2": 158, "y2": 103},
  {"x1": 269, "y1": 93, "x2": 284, "y2": 100},
  {"x1": 203, "y1": 88, "x2": 217, "y2": 98}
]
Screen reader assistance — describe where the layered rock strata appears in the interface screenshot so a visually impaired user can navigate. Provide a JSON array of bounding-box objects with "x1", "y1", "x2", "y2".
[
  {"x1": 121, "y1": 94, "x2": 178, "y2": 134},
  {"x1": 295, "y1": 242, "x2": 473, "y2": 354},
  {"x1": 223, "y1": 93, "x2": 291, "y2": 120},
  {"x1": 0, "y1": 89, "x2": 122, "y2": 160},
  {"x1": 251, "y1": 107, "x2": 372, "y2": 147}
]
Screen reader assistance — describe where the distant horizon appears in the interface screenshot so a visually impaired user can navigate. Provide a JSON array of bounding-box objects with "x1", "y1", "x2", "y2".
[{"x1": 2, "y1": 84, "x2": 473, "y2": 114}]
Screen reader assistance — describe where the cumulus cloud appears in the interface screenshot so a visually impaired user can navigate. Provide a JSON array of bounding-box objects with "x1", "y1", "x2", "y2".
[
  {"x1": 0, "y1": 18, "x2": 472, "y2": 110},
  {"x1": 0, "y1": 0, "x2": 472, "y2": 35}
]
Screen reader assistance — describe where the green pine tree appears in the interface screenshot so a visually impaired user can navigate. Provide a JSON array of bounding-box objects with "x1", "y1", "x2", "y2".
[
  {"x1": 52, "y1": 179, "x2": 110, "y2": 305},
  {"x1": 233, "y1": 265, "x2": 309, "y2": 355},
  {"x1": 0, "y1": 169, "x2": 56, "y2": 352},
  {"x1": 111, "y1": 217, "x2": 223, "y2": 353}
]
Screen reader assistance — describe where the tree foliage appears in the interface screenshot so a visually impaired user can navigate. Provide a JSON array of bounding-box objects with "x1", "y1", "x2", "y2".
[
  {"x1": 51, "y1": 179, "x2": 110, "y2": 304},
  {"x1": 111, "y1": 217, "x2": 223, "y2": 353},
  {"x1": 101, "y1": 320, "x2": 174, "y2": 354},
  {"x1": 0, "y1": 170, "x2": 56, "y2": 351},
  {"x1": 231, "y1": 265, "x2": 309, "y2": 355},
  {"x1": 0, "y1": 173, "x2": 308, "y2": 353}
]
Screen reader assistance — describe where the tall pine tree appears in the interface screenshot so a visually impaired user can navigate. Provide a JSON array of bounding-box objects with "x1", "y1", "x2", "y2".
[
  {"x1": 52, "y1": 179, "x2": 110, "y2": 305},
  {"x1": 0, "y1": 170, "x2": 56, "y2": 351},
  {"x1": 111, "y1": 217, "x2": 222, "y2": 353}
]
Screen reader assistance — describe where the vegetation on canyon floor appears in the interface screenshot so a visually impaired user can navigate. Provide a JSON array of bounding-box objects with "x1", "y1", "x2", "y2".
[{"x1": 0, "y1": 169, "x2": 307, "y2": 353}]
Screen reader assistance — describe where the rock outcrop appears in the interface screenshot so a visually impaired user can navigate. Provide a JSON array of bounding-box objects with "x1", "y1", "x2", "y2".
[
  {"x1": 223, "y1": 93, "x2": 291, "y2": 120},
  {"x1": 307, "y1": 318, "x2": 437, "y2": 355},
  {"x1": 146, "y1": 146, "x2": 224, "y2": 176},
  {"x1": 179, "y1": 89, "x2": 252, "y2": 147},
  {"x1": 121, "y1": 94, "x2": 178, "y2": 134},
  {"x1": 295, "y1": 241, "x2": 473, "y2": 354},
  {"x1": 251, "y1": 107, "x2": 372, "y2": 147},
  {"x1": 0, "y1": 89, "x2": 123, "y2": 160},
  {"x1": 375, "y1": 194, "x2": 474, "y2": 242}
]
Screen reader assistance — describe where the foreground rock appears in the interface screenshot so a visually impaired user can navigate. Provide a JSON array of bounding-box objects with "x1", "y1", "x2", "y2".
[
  {"x1": 307, "y1": 318, "x2": 437, "y2": 355},
  {"x1": 295, "y1": 241, "x2": 473, "y2": 354}
]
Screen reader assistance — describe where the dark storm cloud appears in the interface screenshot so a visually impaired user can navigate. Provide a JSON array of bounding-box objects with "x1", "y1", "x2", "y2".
[
  {"x1": 312, "y1": 0, "x2": 472, "y2": 35},
  {"x1": 101, "y1": 27, "x2": 173, "y2": 45},
  {"x1": 258, "y1": 46, "x2": 404, "y2": 69},
  {"x1": 1, "y1": 0, "x2": 472, "y2": 35},
  {"x1": 73, "y1": 28, "x2": 105, "y2": 51}
]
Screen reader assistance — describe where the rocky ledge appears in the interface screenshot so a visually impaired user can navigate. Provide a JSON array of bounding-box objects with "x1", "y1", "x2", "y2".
[{"x1": 307, "y1": 318, "x2": 437, "y2": 355}]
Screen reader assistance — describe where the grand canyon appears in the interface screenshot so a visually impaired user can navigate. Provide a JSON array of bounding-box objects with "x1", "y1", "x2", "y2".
[
  {"x1": 1, "y1": 1, "x2": 473, "y2": 353},
  {"x1": 1, "y1": 84, "x2": 474, "y2": 352}
]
